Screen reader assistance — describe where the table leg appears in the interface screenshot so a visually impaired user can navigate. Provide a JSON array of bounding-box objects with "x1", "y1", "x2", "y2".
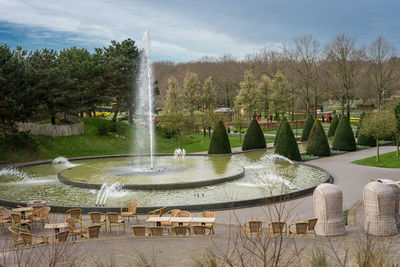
[
  {"x1": 55, "y1": 228, "x2": 60, "y2": 239},
  {"x1": 156, "y1": 222, "x2": 161, "y2": 227}
]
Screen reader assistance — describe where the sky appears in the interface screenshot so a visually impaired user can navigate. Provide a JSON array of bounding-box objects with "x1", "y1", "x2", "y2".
[{"x1": 0, "y1": 0, "x2": 400, "y2": 62}]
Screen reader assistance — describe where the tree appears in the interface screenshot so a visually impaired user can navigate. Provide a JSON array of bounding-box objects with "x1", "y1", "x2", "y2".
[
  {"x1": 301, "y1": 115, "x2": 315, "y2": 141},
  {"x1": 356, "y1": 112, "x2": 376, "y2": 146},
  {"x1": 327, "y1": 115, "x2": 339, "y2": 137},
  {"x1": 275, "y1": 120, "x2": 301, "y2": 161},
  {"x1": 208, "y1": 120, "x2": 232, "y2": 154},
  {"x1": 274, "y1": 117, "x2": 287, "y2": 146},
  {"x1": 182, "y1": 72, "x2": 201, "y2": 115},
  {"x1": 368, "y1": 37, "x2": 397, "y2": 110},
  {"x1": 201, "y1": 76, "x2": 217, "y2": 113},
  {"x1": 325, "y1": 34, "x2": 365, "y2": 118},
  {"x1": 332, "y1": 115, "x2": 357, "y2": 151},
  {"x1": 306, "y1": 119, "x2": 330, "y2": 156},
  {"x1": 234, "y1": 70, "x2": 261, "y2": 118},
  {"x1": 395, "y1": 101, "x2": 400, "y2": 156},
  {"x1": 242, "y1": 118, "x2": 266, "y2": 151},
  {"x1": 231, "y1": 117, "x2": 247, "y2": 143},
  {"x1": 360, "y1": 111, "x2": 396, "y2": 161},
  {"x1": 270, "y1": 71, "x2": 291, "y2": 119},
  {"x1": 258, "y1": 74, "x2": 272, "y2": 117}
]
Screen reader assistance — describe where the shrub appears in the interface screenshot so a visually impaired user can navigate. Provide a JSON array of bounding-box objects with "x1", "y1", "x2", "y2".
[
  {"x1": 332, "y1": 115, "x2": 356, "y2": 151},
  {"x1": 208, "y1": 120, "x2": 232, "y2": 154},
  {"x1": 275, "y1": 120, "x2": 301, "y2": 161},
  {"x1": 97, "y1": 120, "x2": 127, "y2": 137},
  {"x1": 5, "y1": 129, "x2": 38, "y2": 151},
  {"x1": 301, "y1": 115, "x2": 314, "y2": 141},
  {"x1": 242, "y1": 119, "x2": 266, "y2": 151},
  {"x1": 307, "y1": 119, "x2": 331, "y2": 156},
  {"x1": 274, "y1": 117, "x2": 287, "y2": 146},
  {"x1": 327, "y1": 115, "x2": 339, "y2": 137},
  {"x1": 356, "y1": 112, "x2": 376, "y2": 146}
]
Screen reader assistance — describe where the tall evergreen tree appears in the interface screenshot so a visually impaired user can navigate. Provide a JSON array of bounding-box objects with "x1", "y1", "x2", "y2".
[
  {"x1": 201, "y1": 76, "x2": 217, "y2": 113},
  {"x1": 327, "y1": 115, "x2": 339, "y2": 137},
  {"x1": 306, "y1": 119, "x2": 331, "y2": 156},
  {"x1": 274, "y1": 117, "x2": 287, "y2": 146},
  {"x1": 182, "y1": 72, "x2": 201, "y2": 115},
  {"x1": 208, "y1": 120, "x2": 232, "y2": 154},
  {"x1": 332, "y1": 115, "x2": 357, "y2": 151},
  {"x1": 242, "y1": 118, "x2": 266, "y2": 151},
  {"x1": 301, "y1": 115, "x2": 315, "y2": 141},
  {"x1": 275, "y1": 120, "x2": 301, "y2": 161}
]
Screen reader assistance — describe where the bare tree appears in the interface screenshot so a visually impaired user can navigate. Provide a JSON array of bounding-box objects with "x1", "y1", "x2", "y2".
[
  {"x1": 368, "y1": 36, "x2": 398, "y2": 109},
  {"x1": 325, "y1": 34, "x2": 365, "y2": 117}
]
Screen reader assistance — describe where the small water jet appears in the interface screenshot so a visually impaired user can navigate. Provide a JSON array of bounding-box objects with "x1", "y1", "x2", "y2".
[
  {"x1": 174, "y1": 148, "x2": 186, "y2": 159},
  {"x1": 96, "y1": 182, "x2": 123, "y2": 206}
]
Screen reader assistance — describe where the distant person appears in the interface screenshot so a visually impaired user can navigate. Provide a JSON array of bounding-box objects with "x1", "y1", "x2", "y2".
[
  {"x1": 269, "y1": 115, "x2": 273, "y2": 122},
  {"x1": 329, "y1": 114, "x2": 332, "y2": 122},
  {"x1": 339, "y1": 114, "x2": 342, "y2": 119},
  {"x1": 321, "y1": 114, "x2": 325, "y2": 123}
]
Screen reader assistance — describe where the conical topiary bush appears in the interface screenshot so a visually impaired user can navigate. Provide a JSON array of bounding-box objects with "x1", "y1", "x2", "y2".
[
  {"x1": 301, "y1": 115, "x2": 315, "y2": 141},
  {"x1": 275, "y1": 120, "x2": 301, "y2": 161},
  {"x1": 332, "y1": 115, "x2": 356, "y2": 151},
  {"x1": 274, "y1": 117, "x2": 287, "y2": 146},
  {"x1": 306, "y1": 119, "x2": 331, "y2": 156},
  {"x1": 357, "y1": 112, "x2": 376, "y2": 146},
  {"x1": 208, "y1": 120, "x2": 232, "y2": 154},
  {"x1": 242, "y1": 118, "x2": 266, "y2": 151},
  {"x1": 327, "y1": 115, "x2": 339, "y2": 137}
]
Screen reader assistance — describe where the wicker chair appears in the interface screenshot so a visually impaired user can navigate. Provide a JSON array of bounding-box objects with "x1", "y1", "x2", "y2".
[
  {"x1": 82, "y1": 225, "x2": 101, "y2": 239},
  {"x1": 172, "y1": 210, "x2": 191, "y2": 227},
  {"x1": 0, "y1": 207, "x2": 11, "y2": 233},
  {"x1": 66, "y1": 217, "x2": 87, "y2": 240},
  {"x1": 40, "y1": 207, "x2": 51, "y2": 226},
  {"x1": 8, "y1": 226, "x2": 25, "y2": 248},
  {"x1": 172, "y1": 226, "x2": 191, "y2": 236},
  {"x1": 148, "y1": 226, "x2": 170, "y2": 236},
  {"x1": 89, "y1": 212, "x2": 107, "y2": 233},
  {"x1": 268, "y1": 222, "x2": 287, "y2": 236},
  {"x1": 121, "y1": 202, "x2": 139, "y2": 223},
  {"x1": 313, "y1": 183, "x2": 346, "y2": 236},
  {"x1": 197, "y1": 211, "x2": 215, "y2": 234},
  {"x1": 46, "y1": 231, "x2": 69, "y2": 244},
  {"x1": 244, "y1": 220, "x2": 263, "y2": 235},
  {"x1": 106, "y1": 212, "x2": 125, "y2": 235},
  {"x1": 20, "y1": 232, "x2": 46, "y2": 246},
  {"x1": 147, "y1": 207, "x2": 167, "y2": 219},
  {"x1": 66, "y1": 208, "x2": 82, "y2": 220},
  {"x1": 192, "y1": 225, "x2": 208, "y2": 235},
  {"x1": 160, "y1": 209, "x2": 180, "y2": 227},
  {"x1": 288, "y1": 222, "x2": 308, "y2": 237},
  {"x1": 131, "y1": 225, "x2": 147, "y2": 236},
  {"x1": 29, "y1": 207, "x2": 49, "y2": 230},
  {"x1": 11, "y1": 213, "x2": 31, "y2": 232},
  {"x1": 304, "y1": 218, "x2": 318, "y2": 236}
]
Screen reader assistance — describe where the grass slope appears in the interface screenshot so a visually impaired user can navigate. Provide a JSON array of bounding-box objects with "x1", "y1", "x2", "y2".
[{"x1": 352, "y1": 151, "x2": 400, "y2": 168}]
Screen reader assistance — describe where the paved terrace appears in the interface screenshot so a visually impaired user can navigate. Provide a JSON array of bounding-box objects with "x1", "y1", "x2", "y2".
[{"x1": 1, "y1": 146, "x2": 400, "y2": 266}]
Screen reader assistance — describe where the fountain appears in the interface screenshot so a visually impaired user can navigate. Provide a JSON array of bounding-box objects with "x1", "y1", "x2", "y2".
[{"x1": 0, "y1": 31, "x2": 331, "y2": 211}]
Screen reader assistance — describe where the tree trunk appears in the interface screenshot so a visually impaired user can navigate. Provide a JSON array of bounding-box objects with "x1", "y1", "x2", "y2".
[
  {"x1": 129, "y1": 105, "x2": 134, "y2": 125},
  {"x1": 80, "y1": 111, "x2": 84, "y2": 117},
  {"x1": 112, "y1": 111, "x2": 118, "y2": 122},
  {"x1": 178, "y1": 131, "x2": 182, "y2": 149},
  {"x1": 376, "y1": 138, "x2": 380, "y2": 162},
  {"x1": 346, "y1": 98, "x2": 351, "y2": 119},
  {"x1": 92, "y1": 111, "x2": 96, "y2": 118},
  {"x1": 397, "y1": 139, "x2": 399, "y2": 157},
  {"x1": 314, "y1": 95, "x2": 318, "y2": 119},
  {"x1": 51, "y1": 112, "x2": 56, "y2": 125}
]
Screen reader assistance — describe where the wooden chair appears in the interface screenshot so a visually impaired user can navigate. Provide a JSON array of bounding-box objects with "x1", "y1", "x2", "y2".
[
  {"x1": 172, "y1": 210, "x2": 191, "y2": 227},
  {"x1": 29, "y1": 207, "x2": 49, "y2": 230},
  {"x1": 82, "y1": 225, "x2": 101, "y2": 239},
  {"x1": 244, "y1": 220, "x2": 263, "y2": 235},
  {"x1": 0, "y1": 207, "x2": 11, "y2": 233},
  {"x1": 172, "y1": 226, "x2": 191, "y2": 236},
  {"x1": 40, "y1": 207, "x2": 51, "y2": 226},
  {"x1": 304, "y1": 218, "x2": 317, "y2": 236},
  {"x1": 198, "y1": 211, "x2": 215, "y2": 234},
  {"x1": 160, "y1": 209, "x2": 180, "y2": 227},
  {"x1": 288, "y1": 222, "x2": 308, "y2": 237},
  {"x1": 66, "y1": 217, "x2": 86, "y2": 240},
  {"x1": 192, "y1": 225, "x2": 208, "y2": 235},
  {"x1": 121, "y1": 202, "x2": 139, "y2": 223},
  {"x1": 106, "y1": 212, "x2": 125, "y2": 235},
  {"x1": 66, "y1": 208, "x2": 82, "y2": 220},
  {"x1": 148, "y1": 226, "x2": 170, "y2": 236},
  {"x1": 131, "y1": 225, "x2": 147, "y2": 236},
  {"x1": 89, "y1": 212, "x2": 107, "y2": 233},
  {"x1": 268, "y1": 222, "x2": 287, "y2": 236},
  {"x1": 8, "y1": 226, "x2": 25, "y2": 248},
  {"x1": 147, "y1": 207, "x2": 167, "y2": 219},
  {"x1": 20, "y1": 232, "x2": 46, "y2": 246},
  {"x1": 11, "y1": 213, "x2": 31, "y2": 232},
  {"x1": 46, "y1": 231, "x2": 69, "y2": 244}
]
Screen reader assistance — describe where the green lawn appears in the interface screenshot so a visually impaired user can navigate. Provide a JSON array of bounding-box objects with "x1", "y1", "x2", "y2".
[
  {"x1": 0, "y1": 118, "x2": 272, "y2": 164},
  {"x1": 352, "y1": 151, "x2": 400, "y2": 168}
]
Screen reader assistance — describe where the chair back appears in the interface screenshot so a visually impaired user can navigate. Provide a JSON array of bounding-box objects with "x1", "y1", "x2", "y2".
[
  {"x1": 271, "y1": 222, "x2": 286, "y2": 234},
  {"x1": 132, "y1": 226, "x2": 146, "y2": 236},
  {"x1": 149, "y1": 226, "x2": 164, "y2": 236},
  {"x1": 127, "y1": 202, "x2": 138, "y2": 213},
  {"x1": 169, "y1": 209, "x2": 181, "y2": 217},
  {"x1": 295, "y1": 222, "x2": 308, "y2": 235},
  {"x1": 66, "y1": 217, "x2": 79, "y2": 231},
  {"x1": 66, "y1": 208, "x2": 82, "y2": 220},
  {"x1": 41, "y1": 207, "x2": 51, "y2": 220},
  {"x1": 176, "y1": 211, "x2": 191, "y2": 217},
  {"x1": 0, "y1": 206, "x2": 11, "y2": 217},
  {"x1": 89, "y1": 212, "x2": 104, "y2": 223},
  {"x1": 11, "y1": 213, "x2": 21, "y2": 224},
  {"x1": 192, "y1": 225, "x2": 207, "y2": 235},
  {"x1": 200, "y1": 211, "x2": 215, "y2": 218},
  {"x1": 88, "y1": 225, "x2": 101, "y2": 238},
  {"x1": 248, "y1": 220, "x2": 262, "y2": 233},
  {"x1": 8, "y1": 226, "x2": 20, "y2": 242},
  {"x1": 106, "y1": 212, "x2": 119, "y2": 223},
  {"x1": 57, "y1": 231, "x2": 69, "y2": 242},
  {"x1": 20, "y1": 232, "x2": 33, "y2": 245},
  {"x1": 307, "y1": 218, "x2": 318, "y2": 231}
]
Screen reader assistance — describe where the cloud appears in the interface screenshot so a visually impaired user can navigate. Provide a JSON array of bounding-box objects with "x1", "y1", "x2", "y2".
[{"x1": 0, "y1": 0, "x2": 269, "y2": 61}]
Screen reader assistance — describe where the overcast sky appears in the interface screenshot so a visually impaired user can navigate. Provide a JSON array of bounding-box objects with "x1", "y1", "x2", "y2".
[{"x1": 0, "y1": 0, "x2": 399, "y2": 62}]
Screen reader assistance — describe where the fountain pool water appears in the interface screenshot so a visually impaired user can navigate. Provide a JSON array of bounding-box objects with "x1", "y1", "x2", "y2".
[{"x1": 0, "y1": 150, "x2": 329, "y2": 209}]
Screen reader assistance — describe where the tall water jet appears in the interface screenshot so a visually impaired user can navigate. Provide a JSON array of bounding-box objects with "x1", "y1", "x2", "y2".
[{"x1": 135, "y1": 31, "x2": 155, "y2": 168}]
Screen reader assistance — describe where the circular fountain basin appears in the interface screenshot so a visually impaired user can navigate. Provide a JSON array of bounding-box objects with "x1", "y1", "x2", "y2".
[
  {"x1": 57, "y1": 156, "x2": 245, "y2": 190},
  {"x1": 0, "y1": 150, "x2": 331, "y2": 212}
]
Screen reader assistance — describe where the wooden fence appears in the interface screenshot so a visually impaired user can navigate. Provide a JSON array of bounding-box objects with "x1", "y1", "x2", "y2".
[{"x1": 17, "y1": 121, "x2": 84, "y2": 137}]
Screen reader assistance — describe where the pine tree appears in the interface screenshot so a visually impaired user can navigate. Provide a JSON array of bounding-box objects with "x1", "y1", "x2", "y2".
[
  {"x1": 301, "y1": 115, "x2": 314, "y2": 141},
  {"x1": 274, "y1": 117, "x2": 287, "y2": 146},
  {"x1": 242, "y1": 119, "x2": 266, "y2": 151},
  {"x1": 327, "y1": 115, "x2": 339, "y2": 137},
  {"x1": 332, "y1": 115, "x2": 357, "y2": 151},
  {"x1": 208, "y1": 120, "x2": 232, "y2": 154},
  {"x1": 275, "y1": 121, "x2": 301, "y2": 161},
  {"x1": 307, "y1": 119, "x2": 331, "y2": 156}
]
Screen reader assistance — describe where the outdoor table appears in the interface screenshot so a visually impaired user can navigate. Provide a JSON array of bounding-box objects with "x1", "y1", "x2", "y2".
[
  {"x1": 191, "y1": 217, "x2": 215, "y2": 225},
  {"x1": 12, "y1": 207, "x2": 34, "y2": 219},
  {"x1": 169, "y1": 217, "x2": 193, "y2": 226},
  {"x1": 146, "y1": 216, "x2": 170, "y2": 226},
  {"x1": 44, "y1": 223, "x2": 69, "y2": 238}
]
